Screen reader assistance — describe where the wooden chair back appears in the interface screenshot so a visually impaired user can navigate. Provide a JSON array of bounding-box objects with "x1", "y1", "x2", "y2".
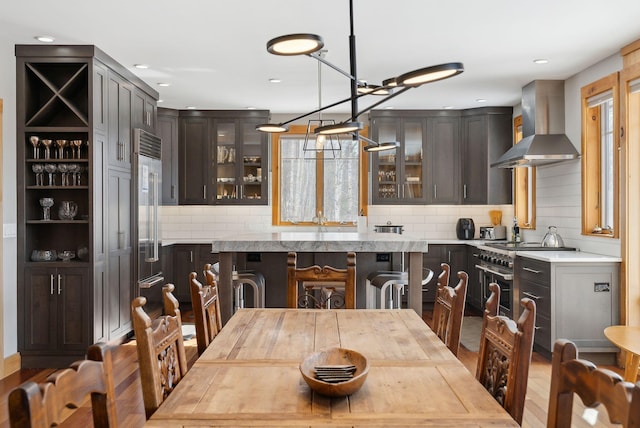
[
  {"x1": 432, "y1": 270, "x2": 468, "y2": 356},
  {"x1": 131, "y1": 283, "x2": 188, "y2": 418},
  {"x1": 8, "y1": 342, "x2": 117, "y2": 428},
  {"x1": 437, "y1": 262, "x2": 450, "y2": 288},
  {"x1": 287, "y1": 252, "x2": 356, "y2": 309},
  {"x1": 190, "y1": 269, "x2": 223, "y2": 355},
  {"x1": 475, "y1": 283, "x2": 536, "y2": 425},
  {"x1": 548, "y1": 339, "x2": 640, "y2": 427}
]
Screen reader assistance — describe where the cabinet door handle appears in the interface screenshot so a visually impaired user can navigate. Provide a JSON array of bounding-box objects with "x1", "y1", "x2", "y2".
[
  {"x1": 171, "y1": 184, "x2": 175, "y2": 199},
  {"x1": 522, "y1": 291, "x2": 541, "y2": 300},
  {"x1": 118, "y1": 231, "x2": 125, "y2": 249},
  {"x1": 203, "y1": 185, "x2": 207, "y2": 200},
  {"x1": 190, "y1": 250, "x2": 194, "y2": 263},
  {"x1": 448, "y1": 250, "x2": 451, "y2": 263},
  {"x1": 433, "y1": 184, "x2": 437, "y2": 199},
  {"x1": 523, "y1": 267, "x2": 541, "y2": 274},
  {"x1": 50, "y1": 274, "x2": 55, "y2": 295},
  {"x1": 58, "y1": 274, "x2": 62, "y2": 295},
  {"x1": 463, "y1": 184, "x2": 467, "y2": 199}
]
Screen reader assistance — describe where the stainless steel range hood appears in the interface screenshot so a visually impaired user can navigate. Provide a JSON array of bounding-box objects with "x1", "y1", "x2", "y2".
[{"x1": 492, "y1": 80, "x2": 579, "y2": 168}]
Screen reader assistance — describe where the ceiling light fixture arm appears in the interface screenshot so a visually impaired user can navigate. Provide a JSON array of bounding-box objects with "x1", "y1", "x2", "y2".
[
  {"x1": 349, "y1": 85, "x2": 412, "y2": 120},
  {"x1": 307, "y1": 52, "x2": 359, "y2": 83}
]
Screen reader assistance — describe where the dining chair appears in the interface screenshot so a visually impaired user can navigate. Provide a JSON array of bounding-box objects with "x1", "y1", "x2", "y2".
[
  {"x1": 132, "y1": 283, "x2": 188, "y2": 418},
  {"x1": 430, "y1": 262, "x2": 451, "y2": 329},
  {"x1": 475, "y1": 282, "x2": 536, "y2": 425},
  {"x1": 547, "y1": 339, "x2": 640, "y2": 427},
  {"x1": 8, "y1": 342, "x2": 117, "y2": 428},
  {"x1": 191, "y1": 269, "x2": 223, "y2": 355},
  {"x1": 287, "y1": 251, "x2": 356, "y2": 309},
  {"x1": 431, "y1": 270, "x2": 468, "y2": 356}
]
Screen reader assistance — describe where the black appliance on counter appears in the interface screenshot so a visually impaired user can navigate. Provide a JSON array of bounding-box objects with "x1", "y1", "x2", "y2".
[{"x1": 456, "y1": 218, "x2": 475, "y2": 240}]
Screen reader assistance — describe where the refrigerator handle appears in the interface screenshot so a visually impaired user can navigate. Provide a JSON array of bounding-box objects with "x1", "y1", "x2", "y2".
[{"x1": 146, "y1": 171, "x2": 160, "y2": 263}]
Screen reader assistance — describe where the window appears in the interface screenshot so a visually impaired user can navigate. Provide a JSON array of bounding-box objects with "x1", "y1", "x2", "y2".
[
  {"x1": 271, "y1": 125, "x2": 367, "y2": 226},
  {"x1": 581, "y1": 72, "x2": 619, "y2": 237},
  {"x1": 512, "y1": 115, "x2": 536, "y2": 229}
]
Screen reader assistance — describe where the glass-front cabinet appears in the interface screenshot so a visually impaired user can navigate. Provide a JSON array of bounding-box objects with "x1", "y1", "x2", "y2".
[
  {"x1": 371, "y1": 116, "x2": 427, "y2": 204},
  {"x1": 212, "y1": 117, "x2": 268, "y2": 205}
]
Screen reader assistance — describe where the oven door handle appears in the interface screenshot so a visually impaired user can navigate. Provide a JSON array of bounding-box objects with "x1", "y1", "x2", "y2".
[{"x1": 475, "y1": 264, "x2": 513, "y2": 281}]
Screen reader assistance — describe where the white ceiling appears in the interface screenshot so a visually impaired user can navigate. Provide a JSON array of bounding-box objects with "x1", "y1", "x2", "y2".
[{"x1": 3, "y1": 0, "x2": 640, "y2": 116}]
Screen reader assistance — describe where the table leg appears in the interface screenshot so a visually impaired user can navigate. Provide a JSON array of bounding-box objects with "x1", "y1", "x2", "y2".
[
  {"x1": 219, "y1": 252, "x2": 234, "y2": 324},
  {"x1": 624, "y1": 351, "x2": 640, "y2": 382},
  {"x1": 407, "y1": 251, "x2": 423, "y2": 317}
]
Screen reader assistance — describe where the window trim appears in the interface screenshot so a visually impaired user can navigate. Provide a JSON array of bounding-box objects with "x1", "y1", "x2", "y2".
[
  {"x1": 270, "y1": 124, "x2": 369, "y2": 226},
  {"x1": 512, "y1": 115, "x2": 536, "y2": 229},
  {"x1": 581, "y1": 71, "x2": 620, "y2": 238}
]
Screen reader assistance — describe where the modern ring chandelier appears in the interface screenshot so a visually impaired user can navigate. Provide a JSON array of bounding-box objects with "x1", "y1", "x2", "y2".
[{"x1": 256, "y1": 0, "x2": 464, "y2": 152}]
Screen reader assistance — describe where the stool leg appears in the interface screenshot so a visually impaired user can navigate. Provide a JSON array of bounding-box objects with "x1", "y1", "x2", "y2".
[
  {"x1": 393, "y1": 284, "x2": 403, "y2": 309},
  {"x1": 233, "y1": 282, "x2": 241, "y2": 313},
  {"x1": 239, "y1": 283, "x2": 245, "y2": 309}
]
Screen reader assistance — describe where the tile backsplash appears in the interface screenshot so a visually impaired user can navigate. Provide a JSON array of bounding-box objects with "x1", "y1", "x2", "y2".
[{"x1": 160, "y1": 204, "x2": 513, "y2": 241}]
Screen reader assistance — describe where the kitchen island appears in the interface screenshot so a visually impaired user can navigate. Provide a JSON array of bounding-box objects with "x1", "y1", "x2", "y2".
[{"x1": 211, "y1": 232, "x2": 429, "y2": 323}]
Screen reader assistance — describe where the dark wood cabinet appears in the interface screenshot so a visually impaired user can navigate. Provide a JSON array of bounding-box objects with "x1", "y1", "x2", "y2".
[
  {"x1": 422, "y1": 244, "x2": 468, "y2": 303},
  {"x1": 133, "y1": 88, "x2": 157, "y2": 132},
  {"x1": 107, "y1": 170, "x2": 133, "y2": 338},
  {"x1": 22, "y1": 267, "x2": 89, "y2": 367},
  {"x1": 466, "y1": 248, "x2": 483, "y2": 310},
  {"x1": 170, "y1": 244, "x2": 213, "y2": 302},
  {"x1": 158, "y1": 108, "x2": 179, "y2": 205},
  {"x1": 16, "y1": 45, "x2": 158, "y2": 367},
  {"x1": 370, "y1": 108, "x2": 512, "y2": 206},
  {"x1": 107, "y1": 72, "x2": 132, "y2": 169},
  {"x1": 461, "y1": 108, "x2": 513, "y2": 205},
  {"x1": 178, "y1": 110, "x2": 269, "y2": 205},
  {"x1": 427, "y1": 116, "x2": 461, "y2": 204},
  {"x1": 178, "y1": 116, "x2": 210, "y2": 204},
  {"x1": 370, "y1": 114, "x2": 428, "y2": 204}
]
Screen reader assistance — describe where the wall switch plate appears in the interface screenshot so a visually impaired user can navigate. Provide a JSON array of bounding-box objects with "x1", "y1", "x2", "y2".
[
  {"x1": 3, "y1": 223, "x2": 17, "y2": 238},
  {"x1": 594, "y1": 282, "x2": 610, "y2": 292}
]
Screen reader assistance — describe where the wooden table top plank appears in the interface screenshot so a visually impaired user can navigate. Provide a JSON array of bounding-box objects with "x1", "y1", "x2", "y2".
[{"x1": 147, "y1": 309, "x2": 518, "y2": 427}]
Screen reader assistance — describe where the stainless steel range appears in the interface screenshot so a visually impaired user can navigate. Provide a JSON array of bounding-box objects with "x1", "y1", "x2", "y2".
[{"x1": 474, "y1": 242, "x2": 575, "y2": 318}]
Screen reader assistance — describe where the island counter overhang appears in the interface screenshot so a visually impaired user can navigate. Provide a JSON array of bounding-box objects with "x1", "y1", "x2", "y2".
[{"x1": 212, "y1": 232, "x2": 430, "y2": 323}]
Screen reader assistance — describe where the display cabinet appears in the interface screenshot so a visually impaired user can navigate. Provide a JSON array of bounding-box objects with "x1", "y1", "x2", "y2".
[
  {"x1": 178, "y1": 110, "x2": 269, "y2": 205},
  {"x1": 370, "y1": 114, "x2": 427, "y2": 204},
  {"x1": 16, "y1": 45, "x2": 158, "y2": 367}
]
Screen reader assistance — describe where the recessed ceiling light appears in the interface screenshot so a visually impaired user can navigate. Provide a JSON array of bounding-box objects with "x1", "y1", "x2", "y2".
[
  {"x1": 157, "y1": 99, "x2": 164, "y2": 103},
  {"x1": 533, "y1": 58, "x2": 549, "y2": 64},
  {"x1": 186, "y1": 106, "x2": 196, "y2": 109},
  {"x1": 246, "y1": 107, "x2": 257, "y2": 110},
  {"x1": 35, "y1": 35, "x2": 55, "y2": 43},
  {"x1": 269, "y1": 78, "x2": 281, "y2": 83},
  {"x1": 157, "y1": 82, "x2": 171, "y2": 87},
  {"x1": 442, "y1": 106, "x2": 453, "y2": 109},
  {"x1": 134, "y1": 64, "x2": 149, "y2": 69},
  {"x1": 384, "y1": 106, "x2": 394, "y2": 109},
  {"x1": 476, "y1": 98, "x2": 487, "y2": 103}
]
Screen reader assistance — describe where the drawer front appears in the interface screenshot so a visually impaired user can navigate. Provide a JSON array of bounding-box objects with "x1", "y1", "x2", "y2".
[
  {"x1": 519, "y1": 279, "x2": 551, "y2": 318},
  {"x1": 516, "y1": 257, "x2": 551, "y2": 284},
  {"x1": 533, "y1": 312, "x2": 551, "y2": 353}
]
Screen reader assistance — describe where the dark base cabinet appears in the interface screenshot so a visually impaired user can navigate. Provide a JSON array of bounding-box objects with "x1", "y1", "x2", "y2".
[
  {"x1": 422, "y1": 244, "x2": 469, "y2": 303},
  {"x1": 16, "y1": 45, "x2": 157, "y2": 368},
  {"x1": 169, "y1": 244, "x2": 215, "y2": 303}
]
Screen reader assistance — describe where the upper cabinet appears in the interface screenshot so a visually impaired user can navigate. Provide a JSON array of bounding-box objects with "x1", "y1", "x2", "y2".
[
  {"x1": 177, "y1": 110, "x2": 269, "y2": 205},
  {"x1": 158, "y1": 108, "x2": 179, "y2": 205},
  {"x1": 133, "y1": 87, "x2": 157, "y2": 133},
  {"x1": 370, "y1": 114, "x2": 428, "y2": 204},
  {"x1": 461, "y1": 107, "x2": 513, "y2": 205},
  {"x1": 370, "y1": 108, "x2": 512, "y2": 206}
]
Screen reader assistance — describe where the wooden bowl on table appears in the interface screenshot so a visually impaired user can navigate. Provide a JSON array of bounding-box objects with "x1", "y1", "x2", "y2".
[{"x1": 299, "y1": 347, "x2": 369, "y2": 397}]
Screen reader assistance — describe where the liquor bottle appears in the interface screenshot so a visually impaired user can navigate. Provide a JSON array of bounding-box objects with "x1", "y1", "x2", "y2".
[{"x1": 513, "y1": 217, "x2": 521, "y2": 243}]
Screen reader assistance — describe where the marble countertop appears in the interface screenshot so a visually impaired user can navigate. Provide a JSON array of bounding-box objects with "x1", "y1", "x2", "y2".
[
  {"x1": 516, "y1": 250, "x2": 621, "y2": 263},
  {"x1": 210, "y1": 232, "x2": 430, "y2": 252}
]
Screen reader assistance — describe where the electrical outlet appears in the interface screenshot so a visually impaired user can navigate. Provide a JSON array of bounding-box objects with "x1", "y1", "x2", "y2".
[
  {"x1": 376, "y1": 253, "x2": 391, "y2": 262},
  {"x1": 594, "y1": 282, "x2": 610, "y2": 292}
]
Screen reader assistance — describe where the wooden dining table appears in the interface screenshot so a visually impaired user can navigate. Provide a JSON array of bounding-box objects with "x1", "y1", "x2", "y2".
[{"x1": 146, "y1": 309, "x2": 518, "y2": 427}]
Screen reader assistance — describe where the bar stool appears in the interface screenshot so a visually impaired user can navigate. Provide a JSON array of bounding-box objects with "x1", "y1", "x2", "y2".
[
  {"x1": 212, "y1": 262, "x2": 265, "y2": 312},
  {"x1": 366, "y1": 268, "x2": 434, "y2": 309}
]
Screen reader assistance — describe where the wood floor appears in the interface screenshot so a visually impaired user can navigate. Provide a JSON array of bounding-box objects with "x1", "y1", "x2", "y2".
[{"x1": 0, "y1": 310, "x2": 626, "y2": 428}]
